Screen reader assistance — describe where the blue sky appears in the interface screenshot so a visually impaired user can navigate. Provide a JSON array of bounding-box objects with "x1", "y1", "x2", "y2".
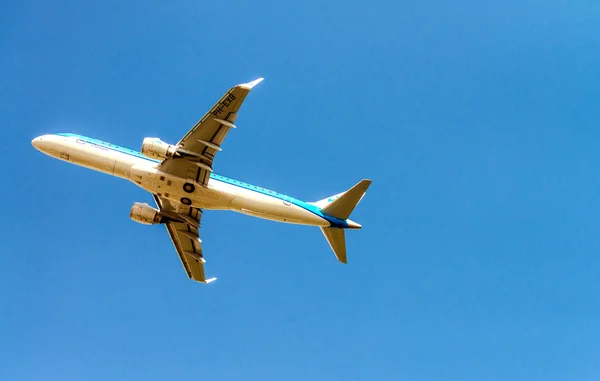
[{"x1": 2, "y1": 0, "x2": 600, "y2": 379}]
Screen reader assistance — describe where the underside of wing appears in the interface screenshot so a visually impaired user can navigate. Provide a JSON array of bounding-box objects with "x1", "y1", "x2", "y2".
[
  {"x1": 153, "y1": 195, "x2": 216, "y2": 284},
  {"x1": 158, "y1": 78, "x2": 263, "y2": 187}
]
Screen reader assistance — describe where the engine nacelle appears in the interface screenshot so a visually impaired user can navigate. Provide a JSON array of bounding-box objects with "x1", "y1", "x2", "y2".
[
  {"x1": 141, "y1": 137, "x2": 178, "y2": 160},
  {"x1": 130, "y1": 202, "x2": 163, "y2": 225}
]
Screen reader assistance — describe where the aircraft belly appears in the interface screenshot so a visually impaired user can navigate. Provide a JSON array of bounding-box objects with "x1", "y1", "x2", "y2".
[
  {"x1": 191, "y1": 188, "x2": 234, "y2": 209},
  {"x1": 62, "y1": 141, "x2": 117, "y2": 175},
  {"x1": 129, "y1": 168, "x2": 234, "y2": 209},
  {"x1": 230, "y1": 190, "x2": 328, "y2": 226}
]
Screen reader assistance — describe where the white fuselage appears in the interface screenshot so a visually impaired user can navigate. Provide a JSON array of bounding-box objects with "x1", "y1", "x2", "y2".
[{"x1": 32, "y1": 134, "x2": 332, "y2": 227}]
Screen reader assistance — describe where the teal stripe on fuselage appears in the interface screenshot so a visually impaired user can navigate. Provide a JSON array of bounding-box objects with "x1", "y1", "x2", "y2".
[
  {"x1": 57, "y1": 133, "x2": 159, "y2": 162},
  {"x1": 211, "y1": 174, "x2": 348, "y2": 228},
  {"x1": 56, "y1": 133, "x2": 348, "y2": 228}
]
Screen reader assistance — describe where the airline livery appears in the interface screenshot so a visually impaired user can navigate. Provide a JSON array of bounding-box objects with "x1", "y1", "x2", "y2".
[{"x1": 32, "y1": 78, "x2": 371, "y2": 283}]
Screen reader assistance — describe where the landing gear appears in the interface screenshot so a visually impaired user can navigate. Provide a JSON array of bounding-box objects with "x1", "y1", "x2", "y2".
[
  {"x1": 183, "y1": 182, "x2": 195, "y2": 193},
  {"x1": 180, "y1": 197, "x2": 192, "y2": 205}
]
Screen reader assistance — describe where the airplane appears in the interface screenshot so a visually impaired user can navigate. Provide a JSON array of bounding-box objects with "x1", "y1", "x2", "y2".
[{"x1": 31, "y1": 78, "x2": 372, "y2": 284}]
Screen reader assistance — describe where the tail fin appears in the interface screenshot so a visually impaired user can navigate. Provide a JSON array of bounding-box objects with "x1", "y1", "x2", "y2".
[
  {"x1": 317, "y1": 179, "x2": 372, "y2": 264},
  {"x1": 321, "y1": 179, "x2": 372, "y2": 220},
  {"x1": 320, "y1": 227, "x2": 347, "y2": 263},
  {"x1": 311, "y1": 192, "x2": 345, "y2": 209}
]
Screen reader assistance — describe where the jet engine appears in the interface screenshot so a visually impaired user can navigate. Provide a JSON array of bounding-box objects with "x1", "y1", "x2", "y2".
[
  {"x1": 141, "y1": 137, "x2": 178, "y2": 160},
  {"x1": 130, "y1": 202, "x2": 164, "y2": 225}
]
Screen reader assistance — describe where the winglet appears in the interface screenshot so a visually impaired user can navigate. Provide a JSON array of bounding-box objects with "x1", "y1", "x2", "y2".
[
  {"x1": 203, "y1": 277, "x2": 217, "y2": 284},
  {"x1": 238, "y1": 77, "x2": 264, "y2": 90}
]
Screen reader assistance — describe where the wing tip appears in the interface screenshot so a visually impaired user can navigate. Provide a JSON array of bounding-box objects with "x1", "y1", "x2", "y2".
[
  {"x1": 203, "y1": 277, "x2": 217, "y2": 284},
  {"x1": 238, "y1": 77, "x2": 264, "y2": 90}
]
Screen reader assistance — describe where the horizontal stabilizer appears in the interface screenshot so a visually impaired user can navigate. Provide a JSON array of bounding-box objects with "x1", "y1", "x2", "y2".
[
  {"x1": 322, "y1": 180, "x2": 372, "y2": 220},
  {"x1": 320, "y1": 227, "x2": 347, "y2": 263}
]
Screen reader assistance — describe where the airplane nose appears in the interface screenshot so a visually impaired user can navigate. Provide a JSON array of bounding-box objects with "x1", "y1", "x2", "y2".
[{"x1": 31, "y1": 136, "x2": 43, "y2": 150}]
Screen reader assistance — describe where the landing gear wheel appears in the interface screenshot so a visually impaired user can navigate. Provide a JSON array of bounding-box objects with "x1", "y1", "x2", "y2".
[
  {"x1": 183, "y1": 183, "x2": 195, "y2": 193},
  {"x1": 180, "y1": 197, "x2": 192, "y2": 206}
]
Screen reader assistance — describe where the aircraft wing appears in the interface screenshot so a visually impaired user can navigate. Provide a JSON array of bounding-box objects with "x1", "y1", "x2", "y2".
[
  {"x1": 153, "y1": 195, "x2": 216, "y2": 284},
  {"x1": 158, "y1": 78, "x2": 263, "y2": 186}
]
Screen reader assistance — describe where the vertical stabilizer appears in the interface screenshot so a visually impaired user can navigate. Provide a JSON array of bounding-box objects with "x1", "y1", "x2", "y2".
[
  {"x1": 321, "y1": 179, "x2": 372, "y2": 220},
  {"x1": 320, "y1": 227, "x2": 347, "y2": 263},
  {"x1": 311, "y1": 192, "x2": 346, "y2": 209}
]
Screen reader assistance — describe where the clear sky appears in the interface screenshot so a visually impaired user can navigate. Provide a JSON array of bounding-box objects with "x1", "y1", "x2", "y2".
[{"x1": 2, "y1": 0, "x2": 600, "y2": 380}]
